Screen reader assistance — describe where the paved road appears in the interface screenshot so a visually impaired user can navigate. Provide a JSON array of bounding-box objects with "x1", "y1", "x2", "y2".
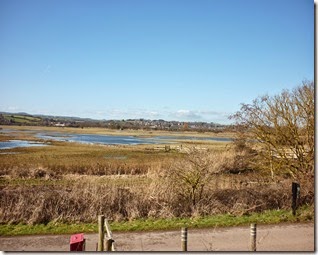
[{"x1": 0, "y1": 222, "x2": 314, "y2": 252}]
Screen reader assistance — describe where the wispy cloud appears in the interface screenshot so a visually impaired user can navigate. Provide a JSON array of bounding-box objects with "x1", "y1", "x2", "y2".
[
  {"x1": 0, "y1": 106, "x2": 232, "y2": 124},
  {"x1": 169, "y1": 109, "x2": 203, "y2": 121},
  {"x1": 0, "y1": 106, "x2": 22, "y2": 112},
  {"x1": 78, "y1": 109, "x2": 163, "y2": 120},
  {"x1": 104, "y1": 109, "x2": 162, "y2": 120},
  {"x1": 86, "y1": 108, "x2": 233, "y2": 124},
  {"x1": 166, "y1": 109, "x2": 232, "y2": 123}
]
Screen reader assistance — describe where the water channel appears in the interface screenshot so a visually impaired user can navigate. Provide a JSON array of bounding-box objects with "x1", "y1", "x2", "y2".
[{"x1": 0, "y1": 129, "x2": 233, "y2": 149}]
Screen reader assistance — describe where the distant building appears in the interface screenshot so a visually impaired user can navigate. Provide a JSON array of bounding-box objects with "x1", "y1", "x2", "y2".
[{"x1": 55, "y1": 122, "x2": 65, "y2": 127}]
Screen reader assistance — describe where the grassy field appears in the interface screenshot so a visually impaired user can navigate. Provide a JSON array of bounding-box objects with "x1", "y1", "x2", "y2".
[
  {"x1": 0, "y1": 125, "x2": 314, "y2": 236},
  {"x1": 0, "y1": 125, "x2": 236, "y2": 138},
  {"x1": 2, "y1": 115, "x2": 42, "y2": 125},
  {"x1": 0, "y1": 125, "x2": 231, "y2": 177},
  {"x1": 0, "y1": 138, "x2": 182, "y2": 177}
]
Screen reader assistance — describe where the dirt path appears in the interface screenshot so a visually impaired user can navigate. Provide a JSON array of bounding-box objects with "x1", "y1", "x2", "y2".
[{"x1": 0, "y1": 222, "x2": 314, "y2": 252}]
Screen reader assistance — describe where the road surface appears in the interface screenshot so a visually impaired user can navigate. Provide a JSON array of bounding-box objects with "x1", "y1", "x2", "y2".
[{"x1": 0, "y1": 222, "x2": 314, "y2": 252}]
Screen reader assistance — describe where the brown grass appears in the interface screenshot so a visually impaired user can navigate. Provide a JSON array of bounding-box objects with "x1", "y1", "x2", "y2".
[
  {"x1": 0, "y1": 178, "x2": 303, "y2": 224},
  {"x1": 1, "y1": 148, "x2": 313, "y2": 225},
  {"x1": 0, "y1": 127, "x2": 314, "y2": 226},
  {"x1": 0, "y1": 140, "x2": 180, "y2": 177},
  {"x1": 0, "y1": 125, "x2": 236, "y2": 138}
]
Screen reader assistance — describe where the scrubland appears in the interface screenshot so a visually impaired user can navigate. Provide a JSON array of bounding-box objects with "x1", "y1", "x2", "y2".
[{"x1": 0, "y1": 126, "x2": 314, "y2": 234}]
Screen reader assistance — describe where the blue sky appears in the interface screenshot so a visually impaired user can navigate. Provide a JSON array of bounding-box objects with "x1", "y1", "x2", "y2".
[{"x1": 0, "y1": 0, "x2": 314, "y2": 124}]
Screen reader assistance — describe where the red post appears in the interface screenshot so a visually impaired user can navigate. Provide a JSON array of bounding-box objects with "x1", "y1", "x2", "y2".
[{"x1": 70, "y1": 233, "x2": 85, "y2": 251}]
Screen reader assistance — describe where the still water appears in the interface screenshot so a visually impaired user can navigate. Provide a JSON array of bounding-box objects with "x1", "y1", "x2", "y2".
[
  {"x1": 35, "y1": 132, "x2": 233, "y2": 145},
  {"x1": 0, "y1": 129, "x2": 232, "y2": 149},
  {"x1": 35, "y1": 133, "x2": 164, "y2": 145},
  {"x1": 0, "y1": 140, "x2": 47, "y2": 149}
]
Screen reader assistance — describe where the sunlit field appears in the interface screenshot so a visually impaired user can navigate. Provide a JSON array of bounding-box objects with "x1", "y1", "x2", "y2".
[{"x1": 0, "y1": 125, "x2": 313, "y2": 231}]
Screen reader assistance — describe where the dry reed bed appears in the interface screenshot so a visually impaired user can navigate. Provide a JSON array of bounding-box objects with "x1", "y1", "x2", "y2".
[
  {"x1": 0, "y1": 125, "x2": 236, "y2": 138},
  {"x1": 0, "y1": 141, "x2": 180, "y2": 176},
  {"x1": 0, "y1": 181, "x2": 296, "y2": 225},
  {"x1": 0, "y1": 135, "x2": 314, "y2": 226}
]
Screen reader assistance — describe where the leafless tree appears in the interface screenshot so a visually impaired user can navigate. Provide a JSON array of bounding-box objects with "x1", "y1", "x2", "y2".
[
  {"x1": 155, "y1": 147, "x2": 222, "y2": 209},
  {"x1": 230, "y1": 80, "x2": 314, "y2": 187}
]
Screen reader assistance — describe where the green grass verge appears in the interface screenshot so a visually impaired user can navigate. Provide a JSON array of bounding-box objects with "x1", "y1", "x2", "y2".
[{"x1": 0, "y1": 205, "x2": 313, "y2": 236}]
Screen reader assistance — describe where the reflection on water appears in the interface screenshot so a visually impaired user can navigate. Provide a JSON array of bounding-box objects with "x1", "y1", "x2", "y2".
[
  {"x1": 0, "y1": 129, "x2": 233, "y2": 149},
  {"x1": 0, "y1": 140, "x2": 47, "y2": 149},
  {"x1": 35, "y1": 132, "x2": 233, "y2": 145},
  {"x1": 35, "y1": 133, "x2": 165, "y2": 145}
]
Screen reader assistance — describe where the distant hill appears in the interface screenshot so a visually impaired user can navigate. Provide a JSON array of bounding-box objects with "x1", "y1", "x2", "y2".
[
  {"x1": 0, "y1": 112, "x2": 42, "y2": 125},
  {"x1": 0, "y1": 112, "x2": 97, "y2": 127},
  {"x1": 0, "y1": 111, "x2": 232, "y2": 132}
]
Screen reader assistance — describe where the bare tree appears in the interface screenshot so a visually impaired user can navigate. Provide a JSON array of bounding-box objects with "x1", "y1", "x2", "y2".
[
  {"x1": 230, "y1": 80, "x2": 314, "y2": 186},
  {"x1": 154, "y1": 147, "x2": 222, "y2": 210}
]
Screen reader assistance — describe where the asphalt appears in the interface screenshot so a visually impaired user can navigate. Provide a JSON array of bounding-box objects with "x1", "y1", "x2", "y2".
[{"x1": 0, "y1": 222, "x2": 314, "y2": 252}]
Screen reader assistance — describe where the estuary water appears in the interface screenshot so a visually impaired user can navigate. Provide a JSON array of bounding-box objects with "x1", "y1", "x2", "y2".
[
  {"x1": 35, "y1": 133, "x2": 164, "y2": 145},
  {"x1": 0, "y1": 140, "x2": 47, "y2": 149},
  {"x1": 0, "y1": 129, "x2": 233, "y2": 149},
  {"x1": 35, "y1": 132, "x2": 233, "y2": 145}
]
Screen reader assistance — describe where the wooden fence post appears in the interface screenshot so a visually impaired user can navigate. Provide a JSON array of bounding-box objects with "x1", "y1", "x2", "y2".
[
  {"x1": 104, "y1": 219, "x2": 116, "y2": 251},
  {"x1": 181, "y1": 227, "x2": 188, "y2": 251},
  {"x1": 250, "y1": 223, "x2": 257, "y2": 251},
  {"x1": 292, "y1": 182, "x2": 300, "y2": 216},
  {"x1": 105, "y1": 239, "x2": 114, "y2": 251},
  {"x1": 98, "y1": 215, "x2": 105, "y2": 251}
]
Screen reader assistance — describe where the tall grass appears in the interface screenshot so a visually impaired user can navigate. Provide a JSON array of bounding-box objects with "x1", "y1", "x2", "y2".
[
  {"x1": 2, "y1": 146, "x2": 312, "y2": 225},
  {"x1": 0, "y1": 141, "x2": 180, "y2": 176},
  {"x1": 0, "y1": 132, "x2": 314, "y2": 227},
  {"x1": 1, "y1": 179, "x2": 305, "y2": 225}
]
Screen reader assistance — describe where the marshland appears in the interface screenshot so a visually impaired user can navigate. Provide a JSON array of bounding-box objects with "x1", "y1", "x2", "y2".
[{"x1": 0, "y1": 116, "x2": 314, "y2": 236}]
